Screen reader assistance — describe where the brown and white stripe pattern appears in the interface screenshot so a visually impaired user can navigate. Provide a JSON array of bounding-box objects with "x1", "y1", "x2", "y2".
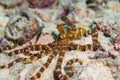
[
  {"x1": 0, "y1": 57, "x2": 24, "y2": 69},
  {"x1": 6, "y1": 44, "x2": 51, "y2": 56},
  {"x1": 77, "y1": 44, "x2": 93, "y2": 51},
  {"x1": 91, "y1": 27, "x2": 105, "y2": 51},
  {"x1": 91, "y1": 28, "x2": 100, "y2": 51},
  {"x1": 29, "y1": 50, "x2": 58, "y2": 80},
  {"x1": 79, "y1": 26, "x2": 104, "y2": 51},
  {"x1": 0, "y1": 43, "x2": 21, "y2": 53},
  {"x1": 0, "y1": 57, "x2": 40, "y2": 70},
  {"x1": 65, "y1": 59, "x2": 82, "y2": 77},
  {"x1": 68, "y1": 42, "x2": 93, "y2": 51},
  {"x1": 54, "y1": 50, "x2": 69, "y2": 80},
  {"x1": 0, "y1": 22, "x2": 106, "y2": 80},
  {"x1": 54, "y1": 51, "x2": 83, "y2": 80},
  {"x1": 0, "y1": 44, "x2": 52, "y2": 70},
  {"x1": 68, "y1": 26, "x2": 104, "y2": 51}
]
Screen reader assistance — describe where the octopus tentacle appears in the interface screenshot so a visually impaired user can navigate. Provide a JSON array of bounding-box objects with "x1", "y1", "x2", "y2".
[
  {"x1": 0, "y1": 44, "x2": 52, "y2": 69},
  {"x1": 78, "y1": 44, "x2": 93, "y2": 51},
  {"x1": 92, "y1": 28, "x2": 105, "y2": 51},
  {"x1": 0, "y1": 20, "x2": 108, "y2": 80},
  {"x1": 91, "y1": 28, "x2": 99, "y2": 50},
  {"x1": 0, "y1": 44, "x2": 20, "y2": 53},
  {"x1": 0, "y1": 57, "x2": 24, "y2": 69},
  {"x1": 54, "y1": 51, "x2": 83, "y2": 80},
  {"x1": 54, "y1": 50, "x2": 68, "y2": 80},
  {"x1": 65, "y1": 59, "x2": 82, "y2": 77},
  {"x1": 29, "y1": 50, "x2": 58, "y2": 80},
  {"x1": 6, "y1": 44, "x2": 51, "y2": 57}
]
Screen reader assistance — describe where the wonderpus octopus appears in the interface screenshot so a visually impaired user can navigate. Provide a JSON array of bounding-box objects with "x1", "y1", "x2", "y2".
[{"x1": 0, "y1": 22, "x2": 112, "y2": 80}]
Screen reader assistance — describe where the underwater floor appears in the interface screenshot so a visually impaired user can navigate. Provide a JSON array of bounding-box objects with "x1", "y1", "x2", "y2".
[{"x1": 0, "y1": 0, "x2": 120, "y2": 80}]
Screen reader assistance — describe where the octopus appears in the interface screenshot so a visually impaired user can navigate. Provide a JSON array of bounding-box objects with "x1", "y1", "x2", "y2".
[{"x1": 0, "y1": 21, "x2": 113, "y2": 80}]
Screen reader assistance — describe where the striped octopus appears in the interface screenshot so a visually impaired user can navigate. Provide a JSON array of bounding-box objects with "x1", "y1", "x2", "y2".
[{"x1": 0, "y1": 22, "x2": 106, "y2": 80}]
